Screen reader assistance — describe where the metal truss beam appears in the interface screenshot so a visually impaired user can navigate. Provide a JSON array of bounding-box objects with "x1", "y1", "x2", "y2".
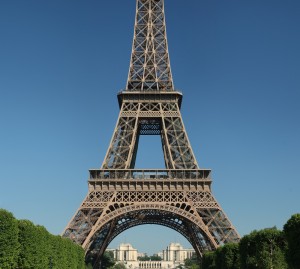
[{"x1": 127, "y1": 0, "x2": 174, "y2": 91}]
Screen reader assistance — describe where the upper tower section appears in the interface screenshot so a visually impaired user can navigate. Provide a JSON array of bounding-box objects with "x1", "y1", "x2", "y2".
[{"x1": 126, "y1": 0, "x2": 174, "y2": 92}]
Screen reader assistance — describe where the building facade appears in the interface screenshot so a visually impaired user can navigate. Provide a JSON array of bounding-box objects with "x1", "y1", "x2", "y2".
[
  {"x1": 107, "y1": 243, "x2": 138, "y2": 262},
  {"x1": 162, "y1": 243, "x2": 195, "y2": 262},
  {"x1": 108, "y1": 243, "x2": 195, "y2": 269}
]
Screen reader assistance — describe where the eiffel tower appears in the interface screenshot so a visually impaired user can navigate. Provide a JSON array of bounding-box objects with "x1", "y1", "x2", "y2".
[{"x1": 63, "y1": 0, "x2": 240, "y2": 267}]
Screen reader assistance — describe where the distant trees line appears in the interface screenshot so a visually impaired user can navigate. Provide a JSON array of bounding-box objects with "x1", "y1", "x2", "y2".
[
  {"x1": 185, "y1": 214, "x2": 300, "y2": 269},
  {"x1": 138, "y1": 255, "x2": 162, "y2": 261},
  {"x1": 0, "y1": 208, "x2": 86, "y2": 269}
]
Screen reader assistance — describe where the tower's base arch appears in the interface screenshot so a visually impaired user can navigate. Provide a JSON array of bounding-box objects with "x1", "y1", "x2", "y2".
[{"x1": 84, "y1": 205, "x2": 216, "y2": 268}]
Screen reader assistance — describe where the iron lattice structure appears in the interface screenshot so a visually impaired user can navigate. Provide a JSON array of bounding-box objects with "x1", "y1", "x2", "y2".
[{"x1": 63, "y1": 0, "x2": 240, "y2": 268}]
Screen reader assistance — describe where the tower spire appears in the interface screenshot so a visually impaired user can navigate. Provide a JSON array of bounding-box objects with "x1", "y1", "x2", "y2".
[{"x1": 126, "y1": 0, "x2": 174, "y2": 92}]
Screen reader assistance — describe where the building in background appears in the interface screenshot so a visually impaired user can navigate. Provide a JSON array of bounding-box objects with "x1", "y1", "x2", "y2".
[
  {"x1": 107, "y1": 243, "x2": 138, "y2": 262},
  {"x1": 162, "y1": 243, "x2": 195, "y2": 262},
  {"x1": 108, "y1": 243, "x2": 195, "y2": 269}
]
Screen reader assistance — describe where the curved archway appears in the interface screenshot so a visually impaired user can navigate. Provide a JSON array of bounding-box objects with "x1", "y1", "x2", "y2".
[{"x1": 84, "y1": 204, "x2": 217, "y2": 267}]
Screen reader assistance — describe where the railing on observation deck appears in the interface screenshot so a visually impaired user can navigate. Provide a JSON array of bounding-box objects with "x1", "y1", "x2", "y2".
[{"x1": 89, "y1": 169, "x2": 211, "y2": 181}]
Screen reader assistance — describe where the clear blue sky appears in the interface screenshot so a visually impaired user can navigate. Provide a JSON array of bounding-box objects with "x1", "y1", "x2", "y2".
[{"x1": 1, "y1": 0, "x2": 300, "y2": 255}]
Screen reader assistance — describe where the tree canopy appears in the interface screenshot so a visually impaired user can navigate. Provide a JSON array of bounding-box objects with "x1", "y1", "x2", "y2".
[
  {"x1": 138, "y1": 255, "x2": 162, "y2": 261},
  {"x1": 283, "y1": 213, "x2": 300, "y2": 269},
  {"x1": 215, "y1": 242, "x2": 240, "y2": 269},
  {"x1": 0, "y1": 209, "x2": 20, "y2": 269},
  {"x1": 185, "y1": 253, "x2": 200, "y2": 269},
  {"x1": 239, "y1": 227, "x2": 287, "y2": 269},
  {"x1": 0, "y1": 208, "x2": 86, "y2": 269}
]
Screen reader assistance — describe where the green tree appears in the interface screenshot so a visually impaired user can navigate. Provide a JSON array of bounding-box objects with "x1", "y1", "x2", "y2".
[
  {"x1": 50, "y1": 235, "x2": 86, "y2": 269},
  {"x1": 138, "y1": 255, "x2": 150, "y2": 261},
  {"x1": 100, "y1": 251, "x2": 115, "y2": 269},
  {"x1": 0, "y1": 209, "x2": 85, "y2": 269},
  {"x1": 149, "y1": 255, "x2": 162, "y2": 261},
  {"x1": 76, "y1": 244, "x2": 86, "y2": 269},
  {"x1": 51, "y1": 235, "x2": 69, "y2": 269},
  {"x1": 17, "y1": 220, "x2": 52, "y2": 269},
  {"x1": 85, "y1": 264, "x2": 93, "y2": 269},
  {"x1": 283, "y1": 213, "x2": 300, "y2": 269},
  {"x1": 201, "y1": 251, "x2": 216, "y2": 269},
  {"x1": 111, "y1": 262, "x2": 126, "y2": 269},
  {"x1": 185, "y1": 253, "x2": 200, "y2": 269},
  {"x1": 35, "y1": 225, "x2": 52, "y2": 268},
  {"x1": 215, "y1": 243, "x2": 240, "y2": 269},
  {"x1": 0, "y1": 209, "x2": 20, "y2": 269},
  {"x1": 239, "y1": 228, "x2": 287, "y2": 269},
  {"x1": 64, "y1": 237, "x2": 80, "y2": 268}
]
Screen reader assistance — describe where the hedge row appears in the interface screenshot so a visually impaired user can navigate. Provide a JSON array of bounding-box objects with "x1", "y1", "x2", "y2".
[{"x1": 0, "y1": 209, "x2": 86, "y2": 269}]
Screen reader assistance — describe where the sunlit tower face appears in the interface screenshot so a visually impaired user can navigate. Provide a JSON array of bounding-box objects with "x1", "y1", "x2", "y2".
[{"x1": 63, "y1": 1, "x2": 240, "y2": 267}]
